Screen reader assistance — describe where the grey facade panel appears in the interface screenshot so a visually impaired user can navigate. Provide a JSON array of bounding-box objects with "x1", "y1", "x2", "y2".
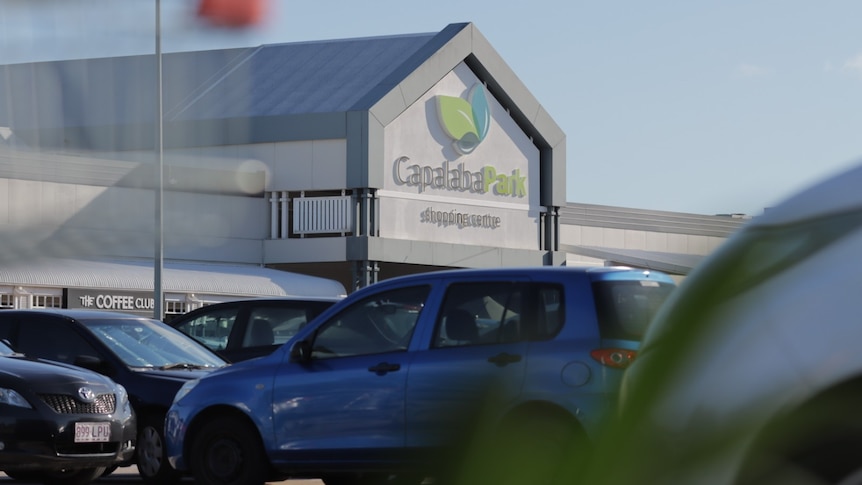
[
  {"x1": 0, "y1": 146, "x2": 266, "y2": 194},
  {"x1": 543, "y1": 139, "x2": 566, "y2": 208},
  {"x1": 264, "y1": 238, "x2": 350, "y2": 264},
  {"x1": 532, "y1": 105, "x2": 566, "y2": 156},
  {"x1": 165, "y1": 113, "x2": 350, "y2": 148},
  {"x1": 365, "y1": 115, "x2": 386, "y2": 189},
  {"x1": 346, "y1": 110, "x2": 369, "y2": 188},
  {"x1": 363, "y1": 237, "x2": 551, "y2": 268},
  {"x1": 6, "y1": 113, "x2": 349, "y2": 152}
]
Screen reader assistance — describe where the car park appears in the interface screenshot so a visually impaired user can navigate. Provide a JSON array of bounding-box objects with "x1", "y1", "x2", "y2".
[
  {"x1": 165, "y1": 266, "x2": 676, "y2": 485},
  {"x1": 0, "y1": 339, "x2": 136, "y2": 485},
  {"x1": 168, "y1": 296, "x2": 342, "y2": 362},
  {"x1": 579, "y1": 160, "x2": 862, "y2": 485},
  {"x1": 0, "y1": 309, "x2": 227, "y2": 485}
]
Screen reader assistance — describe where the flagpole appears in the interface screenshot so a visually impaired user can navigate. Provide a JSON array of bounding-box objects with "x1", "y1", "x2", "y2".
[{"x1": 154, "y1": 0, "x2": 165, "y2": 320}]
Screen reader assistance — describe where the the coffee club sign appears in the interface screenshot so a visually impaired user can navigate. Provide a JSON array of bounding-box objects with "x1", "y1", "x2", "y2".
[
  {"x1": 66, "y1": 288, "x2": 156, "y2": 316},
  {"x1": 392, "y1": 83, "x2": 528, "y2": 199}
]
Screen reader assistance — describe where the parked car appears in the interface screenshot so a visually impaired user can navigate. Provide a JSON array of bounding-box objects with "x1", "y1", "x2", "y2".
[
  {"x1": 167, "y1": 296, "x2": 342, "y2": 362},
  {"x1": 165, "y1": 266, "x2": 676, "y2": 485},
  {"x1": 0, "y1": 339, "x2": 136, "y2": 485},
  {"x1": 0, "y1": 309, "x2": 227, "y2": 485},
  {"x1": 579, "y1": 160, "x2": 862, "y2": 485}
]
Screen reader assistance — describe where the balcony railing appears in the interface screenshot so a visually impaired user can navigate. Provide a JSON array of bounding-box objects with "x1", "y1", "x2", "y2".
[{"x1": 269, "y1": 191, "x2": 353, "y2": 238}]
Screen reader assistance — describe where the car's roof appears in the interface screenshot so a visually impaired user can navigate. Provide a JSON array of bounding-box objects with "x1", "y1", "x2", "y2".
[
  {"x1": 387, "y1": 265, "x2": 653, "y2": 279},
  {"x1": 362, "y1": 265, "x2": 668, "y2": 288},
  {"x1": 754, "y1": 159, "x2": 862, "y2": 227},
  {"x1": 0, "y1": 308, "x2": 157, "y2": 321},
  {"x1": 201, "y1": 295, "x2": 343, "y2": 305},
  {"x1": 169, "y1": 295, "x2": 342, "y2": 318}
]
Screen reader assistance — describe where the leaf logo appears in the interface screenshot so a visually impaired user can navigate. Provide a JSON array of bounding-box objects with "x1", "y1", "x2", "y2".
[{"x1": 436, "y1": 84, "x2": 491, "y2": 156}]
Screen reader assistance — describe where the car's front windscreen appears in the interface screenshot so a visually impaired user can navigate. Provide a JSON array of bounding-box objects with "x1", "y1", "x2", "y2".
[
  {"x1": 0, "y1": 340, "x2": 14, "y2": 356},
  {"x1": 82, "y1": 318, "x2": 227, "y2": 369}
]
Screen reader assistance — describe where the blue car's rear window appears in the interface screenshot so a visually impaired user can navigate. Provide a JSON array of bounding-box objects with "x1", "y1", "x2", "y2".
[{"x1": 592, "y1": 280, "x2": 676, "y2": 341}]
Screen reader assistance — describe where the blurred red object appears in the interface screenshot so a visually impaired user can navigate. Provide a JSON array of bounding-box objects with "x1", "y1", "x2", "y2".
[{"x1": 197, "y1": 0, "x2": 266, "y2": 27}]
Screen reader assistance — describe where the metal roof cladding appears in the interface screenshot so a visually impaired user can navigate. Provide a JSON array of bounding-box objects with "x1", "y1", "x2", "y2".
[
  {"x1": 0, "y1": 24, "x2": 466, "y2": 129},
  {"x1": 0, "y1": 258, "x2": 347, "y2": 298}
]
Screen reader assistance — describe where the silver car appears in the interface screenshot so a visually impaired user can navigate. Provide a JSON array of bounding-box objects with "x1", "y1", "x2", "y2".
[{"x1": 581, "y1": 160, "x2": 862, "y2": 485}]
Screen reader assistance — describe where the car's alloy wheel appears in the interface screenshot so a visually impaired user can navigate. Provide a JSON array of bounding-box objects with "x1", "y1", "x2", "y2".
[
  {"x1": 190, "y1": 415, "x2": 268, "y2": 485},
  {"x1": 137, "y1": 415, "x2": 181, "y2": 485}
]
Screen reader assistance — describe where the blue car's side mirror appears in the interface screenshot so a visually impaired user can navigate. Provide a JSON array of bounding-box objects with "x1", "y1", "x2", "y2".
[{"x1": 289, "y1": 340, "x2": 312, "y2": 363}]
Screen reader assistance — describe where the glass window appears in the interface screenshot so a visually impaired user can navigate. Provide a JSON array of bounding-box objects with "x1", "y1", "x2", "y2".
[
  {"x1": 432, "y1": 282, "x2": 564, "y2": 347},
  {"x1": 535, "y1": 285, "x2": 565, "y2": 340},
  {"x1": 165, "y1": 300, "x2": 187, "y2": 317},
  {"x1": 31, "y1": 295, "x2": 61, "y2": 309},
  {"x1": 83, "y1": 318, "x2": 225, "y2": 369},
  {"x1": 311, "y1": 286, "x2": 429, "y2": 359},
  {"x1": 247, "y1": 301, "x2": 333, "y2": 346},
  {"x1": 592, "y1": 280, "x2": 676, "y2": 341},
  {"x1": 17, "y1": 319, "x2": 97, "y2": 364},
  {"x1": 434, "y1": 282, "x2": 528, "y2": 348},
  {"x1": 173, "y1": 305, "x2": 239, "y2": 351},
  {"x1": 0, "y1": 340, "x2": 14, "y2": 356}
]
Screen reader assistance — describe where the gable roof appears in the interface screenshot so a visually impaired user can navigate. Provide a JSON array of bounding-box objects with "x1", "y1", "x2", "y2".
[{"x1": 0, "y1": 26, "x2": 459, "y2": 140}]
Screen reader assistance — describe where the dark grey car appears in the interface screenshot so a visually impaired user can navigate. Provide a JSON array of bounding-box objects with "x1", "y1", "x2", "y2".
[
  {"x1": 167, "y1": 296, "x2": 341, "y2": 362},
  {"x1": 0, "y1": 310, "x2": 226, "y2": 485},
  {"x1": 0, "y1": 340, "x2": 136, "y2": 485}
]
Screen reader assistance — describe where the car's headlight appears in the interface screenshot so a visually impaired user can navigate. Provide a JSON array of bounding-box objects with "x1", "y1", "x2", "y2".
[
  {"x1": 0, "y1": 387, "x2": 32, "y2": 409},
  {"x1": 115, "y1": 384, "x2": 131, "y2": 414},
  {"x1": 173, "y1": 379, "x2": 200, "y2": 404}
]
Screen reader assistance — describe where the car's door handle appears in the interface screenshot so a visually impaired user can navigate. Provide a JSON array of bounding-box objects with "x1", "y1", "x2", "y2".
[
  {"x1": 487, "y1": 352, "x2": 523, "y2": 367},
  {"x1": 368, "y1": 362, "x2": 401, "y2": 375}
]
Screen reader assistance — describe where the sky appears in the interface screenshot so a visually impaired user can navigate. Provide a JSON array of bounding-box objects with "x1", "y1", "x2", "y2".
[{"x1": 1, "y1": 0, "x2": 861, "y2": 216}]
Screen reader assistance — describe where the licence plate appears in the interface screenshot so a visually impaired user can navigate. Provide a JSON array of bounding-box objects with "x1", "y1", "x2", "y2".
[{"x1": 74, "y1": 422, "x2": 111, "y2": 443}]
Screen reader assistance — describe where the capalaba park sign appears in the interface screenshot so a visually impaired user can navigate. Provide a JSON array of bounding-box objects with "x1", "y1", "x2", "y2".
[{"x1": 392, "y1": 83, "x2": 528, "y2": 199}]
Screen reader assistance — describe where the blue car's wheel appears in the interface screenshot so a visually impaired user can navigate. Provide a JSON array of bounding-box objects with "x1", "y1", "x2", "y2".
[{"x1": 190, "y1": 415, "x2": 268, "y2": 485}]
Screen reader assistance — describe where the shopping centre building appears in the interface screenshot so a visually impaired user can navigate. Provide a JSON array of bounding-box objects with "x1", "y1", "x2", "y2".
[{"x1": 0, "y1": 22, "x2": 748, "y2": 318}]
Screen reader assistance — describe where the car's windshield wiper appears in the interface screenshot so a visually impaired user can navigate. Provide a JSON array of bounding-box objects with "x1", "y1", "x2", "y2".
[{"x1": 159, "y1": 362, "x2": 211, "y2": 370}]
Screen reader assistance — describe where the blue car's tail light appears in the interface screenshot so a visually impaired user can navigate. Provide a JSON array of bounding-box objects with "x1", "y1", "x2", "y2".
[{"x1": 591, "y1": 348, "x2": 637, "y2": 369}]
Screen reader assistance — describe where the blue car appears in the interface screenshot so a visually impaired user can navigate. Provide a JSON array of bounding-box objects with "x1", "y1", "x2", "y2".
[{"x1": 166, "y1": 266, "x2": 676, "y2": 485}]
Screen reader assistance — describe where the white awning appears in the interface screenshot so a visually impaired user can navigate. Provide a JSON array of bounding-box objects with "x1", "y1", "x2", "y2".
[{"x1": 0, "y1": 258, "x2": 347, "y2": 298}]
